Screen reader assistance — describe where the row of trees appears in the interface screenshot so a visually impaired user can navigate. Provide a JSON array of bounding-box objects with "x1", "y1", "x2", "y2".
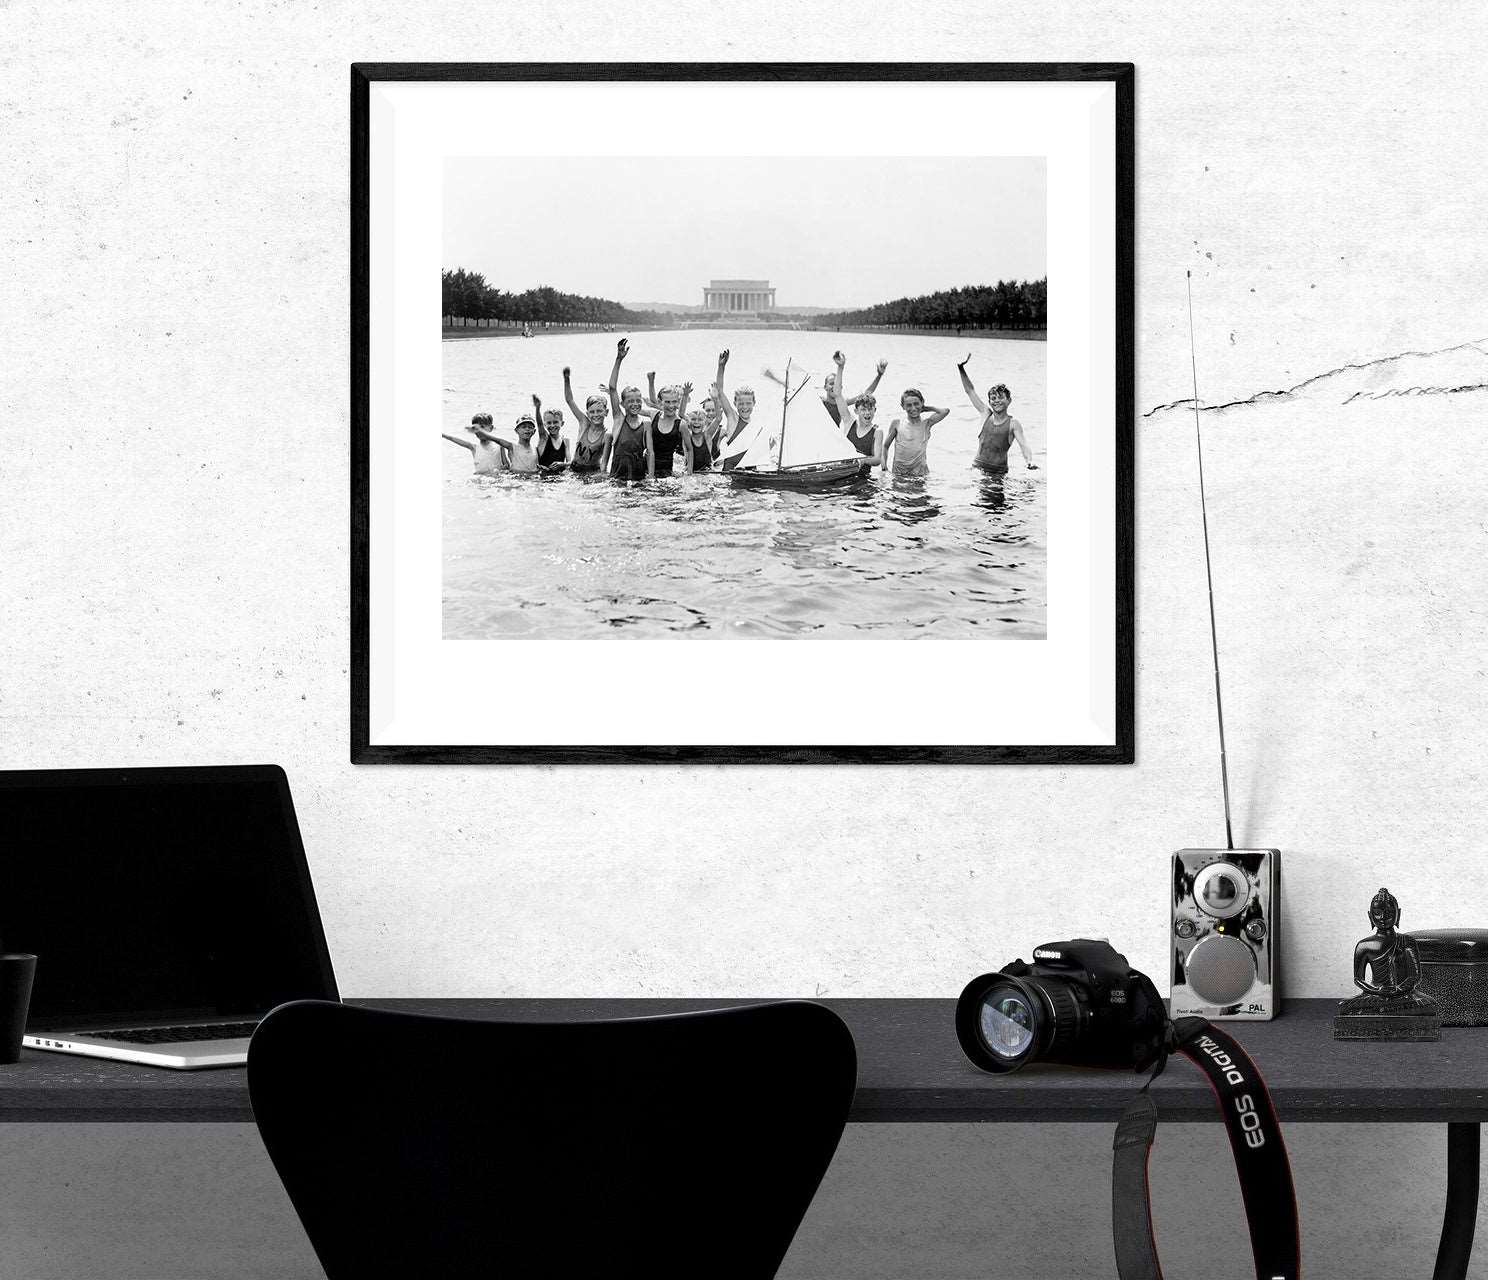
[
  {"x1": 441, "y1": 269, "x2": 670, "y2": 327},
  {"x1": 442, "y1": 269, "x2": 1048, "y2": 332},
  {"x1": 816, "y1": 280, "x2": 1047, "y2": 331}
]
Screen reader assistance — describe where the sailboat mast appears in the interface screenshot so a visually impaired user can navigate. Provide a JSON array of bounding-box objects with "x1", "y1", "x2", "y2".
[{"x1": 777, "y1": 360, "x2": 791, "y2": 472}]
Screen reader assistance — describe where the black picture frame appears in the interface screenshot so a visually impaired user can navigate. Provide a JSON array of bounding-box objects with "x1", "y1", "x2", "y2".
[{"x1": 351, "y1": 62, "x2": 1134, "y2": 765}]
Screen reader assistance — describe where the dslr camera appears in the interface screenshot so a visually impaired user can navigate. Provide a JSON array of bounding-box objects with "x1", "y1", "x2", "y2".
[{"x1": 955, "y1": 939, "x2": 1168, "y2": 1074}]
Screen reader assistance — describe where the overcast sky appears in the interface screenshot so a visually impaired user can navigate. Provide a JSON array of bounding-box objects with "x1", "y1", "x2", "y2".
[{"x1": 444, "y1": 156, "x2": 1045, "y2": 310}]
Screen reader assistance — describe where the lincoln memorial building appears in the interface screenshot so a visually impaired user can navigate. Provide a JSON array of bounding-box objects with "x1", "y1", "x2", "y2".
[{"x1": 703, "y1": 279, "x2": 776, "y2": 313}]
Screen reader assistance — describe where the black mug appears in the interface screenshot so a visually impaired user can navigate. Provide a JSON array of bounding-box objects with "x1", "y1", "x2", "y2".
[{"x1": 0, "y1": 954, "x2": 37, "y2": 1064}]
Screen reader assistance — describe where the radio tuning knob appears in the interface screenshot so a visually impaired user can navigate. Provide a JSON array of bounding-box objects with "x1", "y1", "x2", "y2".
[
  {"x1": 1175, "y1": 919, "x2": 1197, "y2": 939},
  {"x1": 1244, "y1": 919, "x2": 1267, "y2": 941}
]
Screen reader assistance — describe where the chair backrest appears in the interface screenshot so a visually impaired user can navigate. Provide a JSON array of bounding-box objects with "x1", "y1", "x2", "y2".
[{"x1": 248, "y1": 1000, "x2": 857, "y2": 1279}]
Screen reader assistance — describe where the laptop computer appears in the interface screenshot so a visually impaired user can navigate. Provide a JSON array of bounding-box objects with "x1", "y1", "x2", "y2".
[{"x1": 0, "y1": 764, "x2": 339, "y2": 1069}]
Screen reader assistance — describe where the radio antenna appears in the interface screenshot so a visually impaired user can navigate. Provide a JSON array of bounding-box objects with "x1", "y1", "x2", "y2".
[{"x1": 1187, "y1": 271, "x2": 1235, "y2": 851}]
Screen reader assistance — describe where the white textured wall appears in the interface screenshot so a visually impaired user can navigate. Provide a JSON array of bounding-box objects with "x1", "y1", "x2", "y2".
[{"x1": 3, "y1": 3, "x2": 1486, "y2": 1276}]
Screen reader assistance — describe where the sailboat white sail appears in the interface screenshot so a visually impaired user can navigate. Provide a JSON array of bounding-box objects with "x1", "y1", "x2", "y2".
[
  {"x1": 718, "y1": 414, "x2": 769, "y2": 472},
  {"x1": 735, "y1": 398, "x2": 861, "y2": 470},
  {"x1": 724, "y1": 360, "x2": 866, "y2": 487}
]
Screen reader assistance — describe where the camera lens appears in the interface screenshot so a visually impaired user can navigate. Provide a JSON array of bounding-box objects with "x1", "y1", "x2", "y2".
[
  {"x1": 980, "y1": 992, "x2": 1036, "y2": 1060},
  {"x1": 968, "y1": 978, "x2": 1047, "y2": 1069},
  {"x1": 956, "y1": 974, "x2": 1082, "y2": 1073}
]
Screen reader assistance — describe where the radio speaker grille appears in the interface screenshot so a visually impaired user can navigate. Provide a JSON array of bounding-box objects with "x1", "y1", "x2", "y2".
[{"x1": 1186, "y1": 935, "x2": 1257, "y2": 1005}]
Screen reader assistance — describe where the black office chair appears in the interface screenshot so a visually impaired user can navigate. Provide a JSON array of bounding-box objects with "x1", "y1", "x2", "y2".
[{"x1": 248, "y1": 999, "x2": 857, "y2": 1279}]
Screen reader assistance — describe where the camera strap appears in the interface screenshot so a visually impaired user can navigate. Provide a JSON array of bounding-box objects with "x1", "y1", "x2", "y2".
[{"x1": 1112, "y1": 1017, "x2": 1300, "y2": 1280}]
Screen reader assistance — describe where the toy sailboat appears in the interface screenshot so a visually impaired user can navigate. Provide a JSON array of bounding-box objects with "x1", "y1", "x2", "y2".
[{"x1": 721, "y1": 359, "x2": 868, "y2": 489}]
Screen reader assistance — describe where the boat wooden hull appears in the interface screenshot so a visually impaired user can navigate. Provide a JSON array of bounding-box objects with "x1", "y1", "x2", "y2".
[{"x1": 728, "y1": 459, "x2": 869, "y2": 490}]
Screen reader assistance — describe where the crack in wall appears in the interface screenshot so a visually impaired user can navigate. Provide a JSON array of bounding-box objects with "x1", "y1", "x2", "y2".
[
  {"x1": 1343, "y1": 383, "x2": 1488, "y2": 404},
  {"x1": 1143, "y1": 337, "x2": 1488, "y2": 419}
]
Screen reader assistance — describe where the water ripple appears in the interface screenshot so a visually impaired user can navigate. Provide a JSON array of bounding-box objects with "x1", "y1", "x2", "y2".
[{"x1": 442, "y1": 331, "x2": 1046, "y2": 640}]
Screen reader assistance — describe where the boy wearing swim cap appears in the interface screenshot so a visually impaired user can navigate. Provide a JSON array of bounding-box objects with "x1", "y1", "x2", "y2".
[{"x1": 503, "y1": 414, "x2": 541, "y2": 473}]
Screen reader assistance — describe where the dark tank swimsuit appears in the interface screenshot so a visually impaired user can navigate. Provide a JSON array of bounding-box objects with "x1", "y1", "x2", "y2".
[
  {"x1": 976, "y1": 411, "x2": 1014, "y2": 473},
  {"x1": 846, "y1": 419, "x2": 877, "y2": 457},
  {"x1": 610, "y1": 414, "x2": 649, "y2": 480},
  {"x1": 572, "y1": 426, "x2": 607, "y2": 473},
  {"x1": 686, "y1": 432, "x2": 714, "y2": 473},
  {"x1": 649, "y1": 412, "x2": 682, "y2": 478},
  {"x1": 537, "y1": 436, "x2": 568, "y2": 467}
]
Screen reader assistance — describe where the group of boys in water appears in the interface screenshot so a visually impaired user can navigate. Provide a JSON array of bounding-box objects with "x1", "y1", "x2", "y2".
[{"x1": 443, "y1": 338, "x2": 1039, "y2": 482}]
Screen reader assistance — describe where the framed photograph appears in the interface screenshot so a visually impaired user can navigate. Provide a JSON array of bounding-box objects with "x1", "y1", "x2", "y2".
[{"x1": 351, "y1": 63, "x2": 1133, "y2": 764}]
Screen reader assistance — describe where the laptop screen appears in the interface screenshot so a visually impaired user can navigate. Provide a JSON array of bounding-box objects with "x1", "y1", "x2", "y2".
[{"x1": 0, "y1": 766, "x2": 339, "y2": 1030}]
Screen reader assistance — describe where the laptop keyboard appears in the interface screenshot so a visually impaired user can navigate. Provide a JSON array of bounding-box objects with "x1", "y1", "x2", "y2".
[{"x1": 89, "y1": 1021, "x2": 259, "y2": 1045}]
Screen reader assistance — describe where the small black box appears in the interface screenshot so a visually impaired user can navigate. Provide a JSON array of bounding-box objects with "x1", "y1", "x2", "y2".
[{"x1": 1414, "y1": 929, "x2": 1488, "y2": 1028}]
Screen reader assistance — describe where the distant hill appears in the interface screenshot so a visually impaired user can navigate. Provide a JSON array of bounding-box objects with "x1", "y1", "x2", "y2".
[{"x1": 624, "y1": 301, "x2": 704, "y2": 314}]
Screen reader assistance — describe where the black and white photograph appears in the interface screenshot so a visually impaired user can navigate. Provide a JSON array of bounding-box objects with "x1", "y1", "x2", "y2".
[
  {"x1": 355, "y1": 67, "x2": 1130, "y2": 760},
  {"x1": 440, "y1": 155, "x2": 1048, "y2": 643}
]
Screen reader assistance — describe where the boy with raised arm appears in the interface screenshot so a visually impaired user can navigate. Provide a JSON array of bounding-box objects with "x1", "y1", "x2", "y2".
[
  {"x1": 563, "y1": 366, "x2": 612, "y2": 474},
  {"x1": 701, "y1": 393, "x2": 723, "y2": 451},
  {"x1": 491, "y1": 413, "x2": 541, "y2": 474},
  {"x1": 830, "y1": 352, "x2": 883, "y2": 468},
  {"x1": 647, "y1": 383, "x2": 689, "y2": 478},
  {"x1": 711, "y1": 352, "x2": 734, "y2": 459},
  {"x1": 442, "y1": 413, "x2": 508, "y2": 476},
  {"x1": 880, "y1": 389, "x2": 949, "y2": 478},
  {"x1": 711, "y1": 348, "x2": 762, "y2": 471},
  {"x1": 531, "y1": 393, "x2": 570, "y2": 472},
  {"x1": 606, "y1": 338, "x2": 652, "y2": 482},
  {"x1": 957, "y1": 354, "x2": 1038, "y2": 473},
  {"x1": 821, "y1": 357, "x2": 888, "y2": 427},
  {"x1": 644, "y1": 370, "x2": 694, "y2": 417}
]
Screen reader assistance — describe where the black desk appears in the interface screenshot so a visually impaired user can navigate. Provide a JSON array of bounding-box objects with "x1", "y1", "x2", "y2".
[{"x1": 1, "y1": 999, "x2": 1481, "y2": 1274}]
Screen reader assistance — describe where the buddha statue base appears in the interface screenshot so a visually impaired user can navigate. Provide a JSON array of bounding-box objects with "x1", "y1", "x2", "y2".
[{"x1": 1333, "y1": 1010, "x2": 1440, "y2": 1041}]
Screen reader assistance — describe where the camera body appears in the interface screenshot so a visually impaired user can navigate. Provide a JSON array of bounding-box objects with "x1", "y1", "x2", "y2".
[
  {"x1": 1171, "y1": 849, "x2": 1280, "y2": 1021},
  {"x1": 955, "y1": 938, "x2": 1167, "y2": 1074}
]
